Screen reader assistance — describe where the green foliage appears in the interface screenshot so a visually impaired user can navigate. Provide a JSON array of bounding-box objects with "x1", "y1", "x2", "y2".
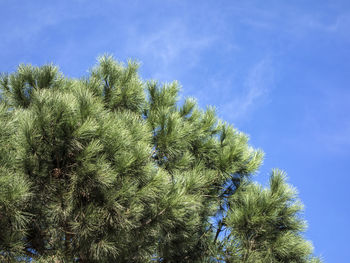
[
  {"x1": 218, "y1": 170, "x2": 321, "y2": 263},
  {"x1": 0, "y1": 104, "x2": 32, "y2": 262},
  {"x1": 0, "y1": 56, "x2": 320, "y2": 262}
]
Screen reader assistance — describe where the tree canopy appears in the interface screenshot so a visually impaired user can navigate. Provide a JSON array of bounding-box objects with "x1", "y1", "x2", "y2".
[{"x1": 0, "y1": 56, "x2": 321, "y2": 262}]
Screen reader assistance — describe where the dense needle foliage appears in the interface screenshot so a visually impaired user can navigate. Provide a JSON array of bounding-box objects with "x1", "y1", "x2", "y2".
[{"x1": 0, "y1": 56, "x2": 321, "y2": 262}]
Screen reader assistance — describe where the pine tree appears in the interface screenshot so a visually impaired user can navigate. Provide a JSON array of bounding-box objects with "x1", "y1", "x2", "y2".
[{"x1": 0, "y1": 56, "x2": 321, "y2": 262}]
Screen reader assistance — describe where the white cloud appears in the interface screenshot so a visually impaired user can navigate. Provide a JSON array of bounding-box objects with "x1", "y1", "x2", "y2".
[
  {"x1": 320, "y1": 126, "x2": 350, "y2": 153},
  {"x1": 298, "y1": 12, "x2": 350, "y2": 34},
  {"x1": 127, "y1": 20, "x2": 216, "y2": 81},
  {"x1": 303, "y1": 88, "x2": 350, "y2": 155},
  {"x1": 219, "y1": 58, "x2": 274, "y2": 122}
]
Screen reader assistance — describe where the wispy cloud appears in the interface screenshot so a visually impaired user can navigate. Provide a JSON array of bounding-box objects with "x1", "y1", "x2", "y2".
[
  {"x1": 303, "y1": 13, "x2": 350, "y2": 43},
  {"x1": 126, "y1": 20, "x2": 216, "y2": 81},
  {"x1": 303, "y1": 87, "x2": 350, "y2": 155},
  {"x1": 319, "y1": 124, "x2": 350, "y2": 154},
  {"x1": 140, "y1": 23, "x2": 212, "y2": 64},
  {"x1": 218, "y1": 58, "x2": 274, "y2": 123},
  {"x1": 0, "y1": 4, "x2": 76, "y2": 43}
]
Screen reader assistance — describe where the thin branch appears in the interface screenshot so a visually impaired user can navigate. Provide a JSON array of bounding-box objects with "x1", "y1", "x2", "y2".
[{"x1": 141, "y1": 208, "x2": 166, "y2": 227}]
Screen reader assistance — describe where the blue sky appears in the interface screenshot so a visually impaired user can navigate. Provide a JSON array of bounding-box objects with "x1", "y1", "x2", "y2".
[{"x1": 1, "y1": 0, "x2": 349, "y2": 261}]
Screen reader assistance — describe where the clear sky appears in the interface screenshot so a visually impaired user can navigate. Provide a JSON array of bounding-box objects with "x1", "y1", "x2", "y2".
[{"x1": 1, "y1": 0, "x2": 349, "y2": 261}]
